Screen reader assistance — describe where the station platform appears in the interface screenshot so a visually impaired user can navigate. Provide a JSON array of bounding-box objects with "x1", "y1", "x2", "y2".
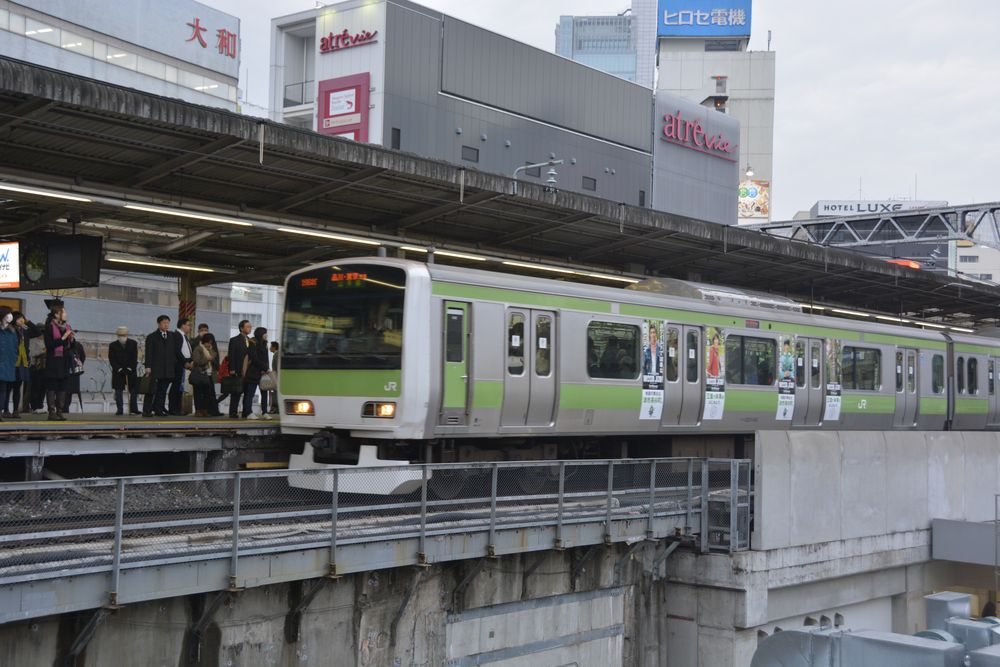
[{"x1": 0, "y1": 414, "x2": 281, "y2": 463}]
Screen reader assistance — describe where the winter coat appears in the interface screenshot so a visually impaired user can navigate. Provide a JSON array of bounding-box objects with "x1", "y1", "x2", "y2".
[
  {"x1": 145, "y1": 329, "x2": 178, "y2": 381},
  {"x1": 108, "y1": 339, "x2": 139, "y2": 391},
  {"x1": 0, "y1": 327, "x2": 16, "y2": 382},
  {"x1": 226, "y1": 334, "x2": 252, "y2": 378},
  {"x1": 245, "y1": 338, "x2": 269, "y2": 382},
  {"x1": 192, "y1": 343, "x2": 218, "y2": 383},
  {"x1": 43, "y1": 318, "x2": 72, "y2": 380}
]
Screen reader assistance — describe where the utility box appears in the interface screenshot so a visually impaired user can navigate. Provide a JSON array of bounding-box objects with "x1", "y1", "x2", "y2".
[{"x1": 926, "y1": 592, "x2": 972, "y2": 630}]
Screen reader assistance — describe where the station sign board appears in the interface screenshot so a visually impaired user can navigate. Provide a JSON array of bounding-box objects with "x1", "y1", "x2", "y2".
[
  {"x1": 657, "y1": 0, "x2": 752, "y2": 38},
  {"x1": 0, "y1": 241, "x2": 19, "y2": 290}
]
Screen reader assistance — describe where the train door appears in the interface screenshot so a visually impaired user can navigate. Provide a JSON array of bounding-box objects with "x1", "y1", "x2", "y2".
[
  {"x1": 661, "y1": 325, "x2": 683, "y2": 426},
  {"x1": 678, "y1": 325, "x2": 703, "y2": 426},
  {"x1": 988, "y1": 358, "x2": 1000, "y2": 427},
  {"x1": 440, "y1": 302, "x2": 469, "y2": 425},
  {"x1": 500, "y1": 309, "x2": 557, "y2": 427},
  {"x1": 892, "y1": 348, "x2": 918, "y2": 427},
  {"x1": 793, "y1": 338, "x2": 824, "y2": 426}
]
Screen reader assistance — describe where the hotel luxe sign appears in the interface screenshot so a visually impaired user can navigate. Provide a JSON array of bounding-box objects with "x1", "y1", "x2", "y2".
[
  {"x1": 319, "y1": 28, "x2": 378, "y2": 54},
  {"x1": 661, "y1": 110, "x2": 737, "y2": 161}
]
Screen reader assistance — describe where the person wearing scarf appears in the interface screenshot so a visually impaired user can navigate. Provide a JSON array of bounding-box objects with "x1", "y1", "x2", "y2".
[{"x1": 41, "y1": 298, "x2": 73, "y2": 421}]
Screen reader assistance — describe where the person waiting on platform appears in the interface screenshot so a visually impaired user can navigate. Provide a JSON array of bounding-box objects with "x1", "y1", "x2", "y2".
[
  {"x1": 0, "y1": 307, "x2": 17, "y2": 422},
  {"x1": 168, "y1": 317, "x2": 193, "y2": 416},
  {"x1": 143, "y1": 315, "x2": 177, "y2": 418},
  {"x1": 191, "y1": 333, "x2": 221, "y2": 418},
  {"x1": 226, "y1": 319, "x2": 253, "y2": 419},
  {"x1": 244, "y1": 327, "x2": 270, "y2": 420},
  {"x1": 7, "y1": 312, "x2": 33, "y2": 418},
  {"x1": 108, "y1": 326, "x2": 140, "y2": 416},
  {"x1": 42, "y1": 299, "x2": 74, "y2": 422}
]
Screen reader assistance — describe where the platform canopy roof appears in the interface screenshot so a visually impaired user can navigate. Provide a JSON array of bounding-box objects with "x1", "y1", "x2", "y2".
[{"x1": 1, "y1": 57, "x2": 999, "y2": 327}]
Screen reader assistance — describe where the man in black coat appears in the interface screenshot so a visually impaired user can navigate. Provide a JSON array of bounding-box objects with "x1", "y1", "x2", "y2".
[
  {"x1": 226, "y1": 319, "x2": 253, "y2": 418},
  {"x1": 168, "y1": 317, "x2": 194, "y2": 416},
  {"x1": 108, "y1": 325, "x2": 140, "y2": 415},
  {"x1": 143, "y1": 315, "x2": 177, "y2": 417}
]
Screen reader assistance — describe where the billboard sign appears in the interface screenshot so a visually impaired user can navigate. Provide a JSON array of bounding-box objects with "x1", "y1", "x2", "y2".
[
  {"x1": 738, "y1": 180, "x2": 770, "y2": 220},
  {"x1": 317, "y1": 73, "x2": 371, "y2": 142},
  {"x1": 657, "y1": 0, "x2": 752, "y2": 38},
  {"x1": 810, "y1": 200, "x2": 949, "y2": 217},
  {"x1": 0, "y1": 242, "x2": 18, "y2": 290}
]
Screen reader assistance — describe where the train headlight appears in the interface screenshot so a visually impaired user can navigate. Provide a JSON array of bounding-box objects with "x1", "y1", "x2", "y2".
[
  {"x1": 287, "y1": 400, "x2": 314, "y2": 415},
  {"x1": 363, "y1": 401, "x2": 397, "y2": 418}
]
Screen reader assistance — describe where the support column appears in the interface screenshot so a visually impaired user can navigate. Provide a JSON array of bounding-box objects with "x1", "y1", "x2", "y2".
[
  {"x1": 178, "y1": 273, "x2": 197, "y2": 329},
  {"x1": 25, "y1": 455, "x2": 43, "y2": 481}
]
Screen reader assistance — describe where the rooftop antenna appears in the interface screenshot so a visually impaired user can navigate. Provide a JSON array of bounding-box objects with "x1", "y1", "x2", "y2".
[{"x1": 767, "y1": 30, "x2": 772, "y2": 51}]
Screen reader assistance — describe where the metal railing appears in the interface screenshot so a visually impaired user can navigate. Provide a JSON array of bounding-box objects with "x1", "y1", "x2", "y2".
[
  {"x1": 0, "y1": 457, "x2": 750, "y2": 608},
  {"x1": 283, "y1": 80, "x2": 314, "y2": 107}
]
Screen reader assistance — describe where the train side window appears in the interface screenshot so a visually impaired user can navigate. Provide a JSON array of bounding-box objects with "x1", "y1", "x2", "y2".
[
  {"x1": 686, "y1": 330, "x2": 699, "y2": 383},
  {"x1": 842, "y1": 346, "x2": 881, "y2": 391},
  {"x1": 795, "y1": 341, "x2": 806, "y2": 388},
  {"x1": 906, "y1": 354, "x2": 916, "y2": 393},
  {"x1": 811, "y1": 342, "x2": 821, "y2": 389},
  {"x1": 446, "y1": 309, "x2": 464, "y2": 362},
  {"x1": 665, "y1": 327, "x2": 679, "y2": 382},
  {"x1": 507, "y1": 313, "x2": 524, "y2": 375},
  {"x1": 990, "y1": 360, "x2": 995, "y2": 395},
  {"x1": 535, "y1": 316, "x2": 552, "y2": 376},
  {"x1": 932, "y1": 354, "x2": 944, "y2": 394},
  {"x1": 968, "y1": 357, "x2": 978, "y2": 395},
  {"x1": 724, "y1": 335, "x2": 776, "y2": 385},
  {"x1": 957, "y1": 356, "x2": 965, "y2": 394},
  {"x1": 895, "y1": 351, "x2": 904, "y2": 392},
  {"x1": 587, "y1": 321, "x2": 639, "y2": 380}
]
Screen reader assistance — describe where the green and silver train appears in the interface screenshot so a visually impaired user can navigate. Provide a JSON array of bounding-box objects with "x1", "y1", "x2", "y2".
[{"x1": 279, "y1": 258, "x2": 1000, "y2": 492}]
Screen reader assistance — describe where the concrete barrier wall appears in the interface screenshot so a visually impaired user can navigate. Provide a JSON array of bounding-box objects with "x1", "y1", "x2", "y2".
[{"x1": 753, "y1": 431, "x2": 1000, "y2": 551}]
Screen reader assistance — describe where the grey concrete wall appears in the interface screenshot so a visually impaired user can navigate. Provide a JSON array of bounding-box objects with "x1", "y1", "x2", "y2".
[
  {"x1": 753, "y1": 431, "x2": 1000, "y2": 551},
  {"x1": 0, "y1": 543, "x2": 685, "y2": 667}
]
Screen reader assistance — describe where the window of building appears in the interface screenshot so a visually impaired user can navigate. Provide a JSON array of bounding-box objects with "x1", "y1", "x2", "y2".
[
  {"x1": 932, "y1": 354, "x2": 945, "y2": 394},
  {"x1": 507, "y1": 313, "x2": 524, "y2": 375},
  {"x1": 959, "y1": 255, "x2": 979, "y2": 263},
  {"x1": 842, "y1": 346, "x2": 881, "y2": 391},
  {"x1": 461, "y1": 145, "x2": 479, "y2": 163},
  {"x1": 524, "y1": 162, "x2": 541, "y2": 178},
  {"x1": 724, "y1": 335, "x2": 776, "y2": 386},
  {"x1": 957, "y1": 355, "x2": 965, "y2": 394},
  {"x1": 705, "y1": 40, "x2": 741, "y2": 52},
  {"x1": 639, "y1": 190, "x2": 646, "y2": 207},
  {"x1": 391, "y1": 127, "x2": 401, "y2": 150},
  {"x1": 587, "y1": 321, "x2": 638, "y2": 379},
  {"x1": 582, "y1": 176, "x2": 597, "y2": 191},
  {"x1": 230, "y1": 313, "x2": 263, "y2": 332},
  {"x1": 979, "y1": 273, "x2": 994, "y2": 280},
  {"x1": 968, "y1": 357, "x2": 979, "y2": 395}
]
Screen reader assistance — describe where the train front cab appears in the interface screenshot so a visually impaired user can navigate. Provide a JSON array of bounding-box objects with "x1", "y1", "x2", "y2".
[{"x1": 280, "y1": 260, "x2": 432, "y2": 493}]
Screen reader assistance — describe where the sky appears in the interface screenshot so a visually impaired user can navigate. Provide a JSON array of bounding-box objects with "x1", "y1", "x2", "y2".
[{"x1": 206, "y1": 0, "x2": 1000, "y2": 221}]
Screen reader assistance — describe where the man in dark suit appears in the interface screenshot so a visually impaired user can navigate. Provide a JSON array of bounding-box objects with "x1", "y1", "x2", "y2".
[
  {"x1": 168, "y1": 317, "x2": 193, "y2": 415},
  {"x1": 108, "y1": 326, "x2": 140, "y2": 415},
  {"x1": 143, "y1": 315, "x2": 177, "y2": 417},
  {"x1": 226, "y1": 319, "x2": 253, "y2": 418}
]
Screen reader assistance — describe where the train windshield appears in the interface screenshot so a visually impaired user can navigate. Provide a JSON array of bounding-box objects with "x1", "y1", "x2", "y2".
[{"x1": 283, "y1": 265, "x2": 405, "y2": 370}]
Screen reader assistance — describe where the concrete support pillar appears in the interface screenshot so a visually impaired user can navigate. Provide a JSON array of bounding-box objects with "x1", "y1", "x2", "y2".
[
  {"x1": 189, "y1": 451, "x2": 207, "y2": 474},
  {"x1": 25, "y1": 456, "x2": 43, "y2": 482},
  {"x1": 178, "y1": 273, "x2": 197, "y2": 329}
]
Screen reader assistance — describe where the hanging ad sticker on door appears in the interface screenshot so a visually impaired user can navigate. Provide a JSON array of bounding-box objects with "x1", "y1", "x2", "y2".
[
  {"x1": 776, "y1": 337, "x2": 795, "y2": 420},
  {"x1": 824, "y1": 338, "x2": 843, "y2": 421},
  {"x1": 640, "y1": 320, "x2": 665, "y2": 420},
  {"x1": 703, "y1": 326, "x2": 726, "y2": 420}
]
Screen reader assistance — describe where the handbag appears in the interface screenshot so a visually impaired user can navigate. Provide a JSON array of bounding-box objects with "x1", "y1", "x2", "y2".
[
  {"x1": 68, "y1": 351, "x2": 84, "y2": 375},
  {"x1": 189, "y1": 368, "x2": 212, "y2": 386},
  {"x1": 139, "y1": 373, "x2": 153, "y2": 394},
  {"x1": 258, "y1": 371, "x2": 277, "y2": 391},
  {"x1": 221, "y1": 374, "x2": 242, "y2": 395}
]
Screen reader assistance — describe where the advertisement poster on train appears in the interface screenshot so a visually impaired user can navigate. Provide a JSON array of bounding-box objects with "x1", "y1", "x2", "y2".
[
  {"x1": 824, "y1": 338, "x2": 843, "y2": 421},
  {"x1": 776, "y1": 337, "x2": 795, "y2": 420},
  {"x1": 704, "y1": 327, "x2": 726, "y2": 420},
  {"x1": 640, "y1": 320, "x2": 665, "y2": 420}
]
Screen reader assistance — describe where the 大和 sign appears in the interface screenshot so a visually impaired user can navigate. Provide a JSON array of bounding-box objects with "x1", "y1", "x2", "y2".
[
  {"x1": 0, "y1": 241, "x2": 20, "y2": 290},
  {"x1": 186, "y1": 17, "x2": 238, "y2": 59}
]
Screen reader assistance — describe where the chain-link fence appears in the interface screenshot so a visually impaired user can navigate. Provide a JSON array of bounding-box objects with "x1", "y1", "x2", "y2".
[{"x1": 0, "y1": 457, "x2": 752, "y2": 599}]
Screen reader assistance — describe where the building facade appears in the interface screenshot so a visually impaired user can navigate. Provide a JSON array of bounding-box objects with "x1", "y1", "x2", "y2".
[
  {"x1": 270, "y1": 0, "x2": 738, "y2": 226},
  {"x1": 555, "y1": 13, "x2": 637, "y2": 82},
  {"x1": 0, "y1": 0, "x2": 240, "y2": 110}
]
